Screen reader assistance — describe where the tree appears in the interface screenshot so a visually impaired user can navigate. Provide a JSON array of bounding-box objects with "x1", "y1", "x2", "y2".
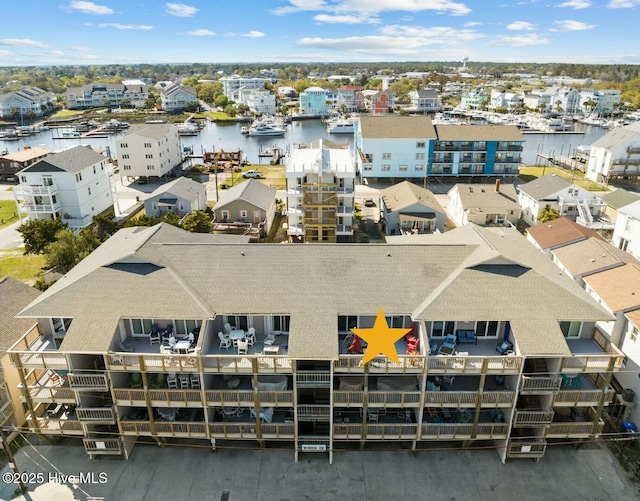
[
  {"x1": 223, "y1": 104, "x2": 237, "y2": 117},
  {"x1": 214, "y1": 95, "x2": 229, "y2": 109},
  {"x1": 582, "y1": 99, "x2": 597, "y2": 114},
  {"x1": 18, "y1": 218, "x2": 68, "y2": 255},
  {"x1": 181, "y1": 210, "x2": 212, "y2": 233},
  {"x1": 44, "y1": 228, "x2": 100, "y2": 274},
  {"x1": 91, "y1": 211, "x2": 119, "y2": 242},
  {"x1": 538, "y1": 208, "x2": 561, "y2": 223}
]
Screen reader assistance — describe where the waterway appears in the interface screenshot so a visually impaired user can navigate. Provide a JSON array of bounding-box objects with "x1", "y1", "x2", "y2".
[{"x1": 0, "y1": 118, "x2": 610, "y2": 167}]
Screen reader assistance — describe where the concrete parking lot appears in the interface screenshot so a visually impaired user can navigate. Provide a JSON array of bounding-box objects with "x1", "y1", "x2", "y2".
[{"x1": 1, "y1": 441, "x2": 637, "y2": 501}]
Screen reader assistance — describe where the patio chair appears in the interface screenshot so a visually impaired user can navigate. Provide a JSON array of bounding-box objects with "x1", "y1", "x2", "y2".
[
  {"x1": 221, "y1": 407, "x2": 243, "y2": 418},
  {"x1": 160, "y1": 345, "x2": 173, "y2": 355},
  {"x1": 443, "y1": 375, "x2": 455, "y2": 386},
  {"x1": 224, "y1": 323, "x2": 231, "y2": 334},
  {"x1": 237, "y1": 340, "x2": 249, "y2": 355},
  {"x1": 178, "y1": 374, "x2": 189, "y2": 389},
  {"x1": 130, "y1": 373, "x2": 143, "y2": 389},
  {"x1": 190, "y1": 374, "x2": 201, "y2": 389},
  {"x1": 119, "y1": 340, "x2": 133, "y2": 352},
  {"x1": 458, "y1": 408, "x2": 474, "y2": 423},
  {"x1": 167, "y1": 373, "x2": 178, "y2": 389},
  {"x1": 246, "y1": 329, "x2": 256, "y2": 347},
  {"x1": 442, "y1": 334, "x2": 457, "y2": 350},
  {"x1": 151, "y1": 373, "x2": 165, "y2": 389},
  {"x1": 264, "y1": 333, "x2": 275, "y2": 346},
  {"x1": 218, "y1": 332, "x2": 231, "y2": 350},
  {"x1": 496, "y1": 340, "x2": 513, "y2": 355},
  {"x1": 149, "y1": 324, "x2": 160, "y2": 345},
  {"x1": 164, "y1": 324, "x2": 174, "y2": 337}
]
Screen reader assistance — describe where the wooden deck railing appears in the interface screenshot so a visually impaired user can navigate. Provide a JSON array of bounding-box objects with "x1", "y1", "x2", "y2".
[
  {"x1": 475, "y1": 423, "x2": 509, "y2": 438},
  {"x1": 68, "y1": 373, "x2": 109, "y2": 391},
  {"x1": 520, "y1": 376, "x2": 563, "y2": 394},
  {"x1": 260, "y1": 423, "x2": 295, "y2": 439},
  {"x1": 76, "y1": 407, "x2": 116, "y2": 424},
  {"x1": 333, "y1": 423, "x2": 362, "y2": 439},
  {"x1": 335, "y1": 354, "x2": 425, "y2": 373},
  {"x1": 205, "y1": 390, "x2": 255, "y2": 406},
  {"x1": 421, "y1": 423, "x2": 473, "y2": 439},
  {"x1": 553, "y1": 389, "x2": 615, "y2": 406},
  {"x1": 333, "y1": 391, "x2": 364, "y2": 406},
  {"x1": 366, "y1": 424, "x2": 418, "y2": 439},
  {"x1": 562, "y1": 332, "x2": 625, "y2": 372},
  {"x1": 106, "y1": 353, "x2": 199, "y2": 372},
  {"x1": 28, "y1": 386, "x2": 75, "y2": 403},
  {"x1": 257, "y1": 391, "x2": 294, "y2": 406},
  {"x1": 35, "y1": 417, "x2": 83, "y2": 435},
  {"x1": 507, "y1": 439, "x2": 547, "y2": 459},
  {"x1": 546, "y1": 420, "x2": 604, "y2": 438},
  {"x1": 120, "y1": 420, "x2": 153, "y2": 435},
  {"x1": 83, "y1": 438, "x2": 122, "y2": 455},
  {"x1": 147, "y1": 389, "x2": 203, "y2": 407},
  {"x1": 513, "y1": 409, "x2": 554, "y2": 427},
  {"x1": 368, "y1": 392, "x2": 421, "y2": 407},
  {"x1": 18, "y1": 351, "x2": 68, "y2": 369},
  {"x1": 208, "y1": 422, "x2": 257, "y2": 439},
  {"x1": 296, "y1": 371, "x2": 331, "y2": 386},
  {"x1": 427, "y1": 355, "x2": 522, "y2": 374},
  {"x1": 113, "y1": 388, "x2": 146, "y2": 405},
  {"x1": 154, "y1": 421, "x2": 207, "y2": 438},
  {"x1": 424, "y1": 390, "x2": 515, "y2": 407}
]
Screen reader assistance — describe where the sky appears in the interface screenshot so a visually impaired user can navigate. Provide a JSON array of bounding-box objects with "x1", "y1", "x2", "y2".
[{"x1": 1, "y1": 1, "x2": 639, "y2": 66}]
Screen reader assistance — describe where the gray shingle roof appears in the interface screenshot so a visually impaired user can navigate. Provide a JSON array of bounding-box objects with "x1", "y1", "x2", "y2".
[
  {"x1": 591, "y1": 121, "x2": 640, "y2": 150},
  {"x1": 435, "y1": 125, "x2": 524, "y2": 142},
  {"x1": 125, "y1": 123, "x2": 176, "y2": 140},
  {"x1": 517, "y1": 174, "x2": 573, "y2": 200},
  {"x1": 147, "y1": 177, "x2": 203, "y2": 202},
  {"x1": 359, "y1": 116, "x2": 437, "y2": 139},
  {"x1": 20, "y1": 145, "x2": 106, "y2": 174},
  {"x1": 452, "y1": 183, "x2": 520, "y2": 215},
  {"x1": 213, "y1": 179, "x2": 276, "y2": 211},
  {"x1": 381, "y1": 181, "x2": 444, "y2": 214},
  {"x1": 17, "y1": 224, "x2": 611, "y2": 360},
  {"x1": 601, "y1": 188, "x2": 640, "y2": 210},
  {"x1": 0, "y1": 277, "x2": 40, "y2": 356}
]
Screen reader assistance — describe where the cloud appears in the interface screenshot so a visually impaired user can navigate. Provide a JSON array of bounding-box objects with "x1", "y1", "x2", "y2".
[
  {"x1": 464, "y1": 21, "x2": 481, "y2": 27},
  {"x1": 272, "y1": 0, "x2": 472, "y2": 17},
  {"x1": 313, "y1": 14, "x2": 380, "y2": 23},
  {"x1": 507, "y1": 21, "x2": 535, "y2": 30},
  {"x1": 555, "y1": 20, "x2": 595, "y2": 30},
  {"x1": 607, "y1": 0, "x2": 640, "y2": 7},
  {"x1": 187, "y1": 29, "x2": 215, "y2": 36},
  {"x1": 86, "y1": 23, "x2": 153, "y2": 30},
  {"x1": 0, "y1": 38, "x2": 47, "y2": 48},
  {"x1": 242, "y1": 31, "x2": 266, "y2": 38},
  {"x1": 557, "y1": 0, "x2": 591, "y2": 8},
  {"x1": 380, "y1": 25, "x2": 484, "y2": 41},
  {"x1": 67, "y1": 45, "x2": 91, "y2": 51},
  {"x1": 45, "y1": 50, "x2": 65, "y2": 56},
  {"x1": 165, "y1": 3, "x2": 197, "y2": 17},
  {"x1": 0, "y1": 50, "x2": 12, "y2": 57},
  {"x1": 66, "y1": 1, "x2": 113, "y2": 15},
  {"x1": 490, "y1": 33, "x2": 550, "y2": 46}
]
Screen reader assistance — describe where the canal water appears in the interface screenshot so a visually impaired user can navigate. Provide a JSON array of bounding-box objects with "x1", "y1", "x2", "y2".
[{"x1": 1, "y1": 119, "x2": 609, "y2": 167}]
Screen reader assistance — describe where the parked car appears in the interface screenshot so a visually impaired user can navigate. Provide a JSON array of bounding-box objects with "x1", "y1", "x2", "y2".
[
  {"x1": 363, "y1": 198, "x2": 376, "y2": 207},
  {"x1": 242, "y1": 170, "x2": 264, "y2": 179}
]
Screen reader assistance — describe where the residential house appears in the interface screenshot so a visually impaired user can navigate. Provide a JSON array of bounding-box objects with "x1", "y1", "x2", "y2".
[
  {"x1": 299, "y1": 87, "x2": 328, "y2": 117},
  {"x1": 160, "y1": 83, "x2": 198, "y2": 112},
  {"x1": 236, "y1": 88, "x2": 276, "y2": 116},
  {"x1": 490, "y1": 90, "x2": 522, "y2": 111},
  {"x1": 7, "y1": 222, "x2": 621, "y2": 462},
  {"x1": 600, "y1": 188, "x2": 640, "y2": 222},
  {"x1": 447, "y1": 180, "x2": 521, "y2": 228},
  {"x1": 116, "y1": 124, "x2": 182, "y2": 181},
  {"x1": 585, "y1": 122, "x2": 640, "y2": 184},
  {"x1": 526, "y1": 216, "x2": 604, "y2": 256},
  {"x1": 431, "y1": 125, "x2": 524, "y2": 177},
  {"x1": 17, "y1": 145, "x2": 113, "y2": 231},
  {"x1": 336, "y1": 86, "x2": 364, "y2": 113},
  {"x1": 0, "y1": 86, "x2": 56, "y2": 119},
  {"x1": 522, "y1": 93, "x2": 551, "y2": 113},
  {"x1": 407, "y1": 89, "x2": 441, "y2": 113},
  {"x1": 0, "y1": 277, "x2": 40, "y2": 438},
  {"x1": 459, "y1": 89, "x2": 488, "y2": 111},
  {"x1": 220, "y1": 76, "x2": 266, "y2": 98},
  {"x1": 370, "y1": 90, "x2": 395, "y2": 115},
  {"x1": 213, "y1": 179, "x2": 277, "y2": 237},
  {"x1": 65, "y1": 83, "x2": 149, "y2": 109},
  {"x1": 517, "y1": 174, "x2": 606, "y2": 226},
  {"x1": 286, "y1": 139, "x2": 355, "y2": 243},
  {"x1": 583, "y1": 264, "x2": 640, "y2": 425},
  {"x1": 612, "y1": 199, "x2": 640, "y2": 259},
  {"x1": 0, "y1": 146, "x2": 51, "y2": 182},
  {"x1": 144, "y1": 177, "x2": 206, "y2": 218},
  {"x1": 380, "y1": 181, "x2": 445, "y2": 235},
  {"x1": 355, "y1": 116, "x2": 436, "y2": 179}
]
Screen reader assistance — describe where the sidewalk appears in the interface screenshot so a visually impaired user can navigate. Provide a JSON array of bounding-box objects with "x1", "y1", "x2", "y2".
[
  {"x1": 0, "y1": 441, "x2": 635, "y2": 501},
  {"x1": 0, "y1": 220, "x2": 23, "y2": 249}
]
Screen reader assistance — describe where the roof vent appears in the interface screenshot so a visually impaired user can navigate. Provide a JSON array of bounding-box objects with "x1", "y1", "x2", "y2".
[
  {"x1": 591, "y1": 259, "x2": 596, "y2": 262},
  {"x1": 387, "y1": 253, "x2": 392, "y2": 257},
  {"x1": 241, "y1": 252, "x2": 245, "y2": 256}
]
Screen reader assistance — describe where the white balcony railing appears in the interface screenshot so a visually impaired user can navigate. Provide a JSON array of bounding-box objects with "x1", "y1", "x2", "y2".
[
  {"x1": 83, "y1": 438, "x2": 122, "y2": 456},
  {"x1": 296, "y1": 371, "x2": 331, "y2": 387}
]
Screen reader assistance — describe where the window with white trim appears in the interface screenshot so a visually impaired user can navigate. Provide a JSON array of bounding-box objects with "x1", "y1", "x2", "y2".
[
  {"x1": 382, "y1": 153, "x2": 391, "y2": 159},
  {"x1": 415, "y1": 165, "x2": 424, "y2": 171},
  {"x1": 560, "y1": 321, "x2": 581, "y2": 338},
  {"x1": 431, "y1": 321, "x2": 455, "y2": 338},
  {"x1": 631, "y1": 325, "x2": 639, "y2": 343},
  {"x1": 338, "y1": 315, "x2": 359, "y2": 332},
  {"x1": 381, "y1": 165, "x2": 391, "y2": 171},
  {"x1": 272, "y1": 315, "x2": 290, "y2": 333},
  {"x1": 399, "y1": 165, "x2": 408, "y2": 171},
  {"x1": 240, "y1": 210, "x2": 248, "y2": 218}
]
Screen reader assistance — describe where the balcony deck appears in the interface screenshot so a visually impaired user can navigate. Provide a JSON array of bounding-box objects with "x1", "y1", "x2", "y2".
[{"x1": 563, "y1": 337, "x2": 624, "y2": 372}]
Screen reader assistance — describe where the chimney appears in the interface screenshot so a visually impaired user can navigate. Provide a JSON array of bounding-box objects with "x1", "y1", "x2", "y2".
[{"x1": 495, "y1": 179, "x2": 501, "y2": 193}]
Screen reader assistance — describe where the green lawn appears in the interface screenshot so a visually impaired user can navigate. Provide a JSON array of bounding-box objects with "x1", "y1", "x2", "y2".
[
  {"x1": 0, "y1": 200, "x2": 20, "y2": 229},
  {"x1": 519, "y1": 165, "x2": 608, "y2": 192},
  {"x1": 0, "y1": 249, "x2": 46, "y2": 285},
  {"x1": 49, "y1": 109, "x2": 84, "y2": 119},
  {"x1": 202, "y1": 111, "x2": 238, "y2": 121}
]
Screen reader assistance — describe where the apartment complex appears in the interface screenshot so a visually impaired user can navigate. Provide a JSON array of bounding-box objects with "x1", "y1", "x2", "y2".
[
  {"x1": 17, "y1": 145, "x2": 113, "y2": 231},
  {"x1": 220, "y1": 76, "x2": 266, "y2": 98},
  {"x1": 160, "y1": 83, "x2": 198, "y2": 112},
  {"x1": 586, "y1": 122, "x2": 640, "y2": 185},
  {"x1": 8, "y1": 223, "x2": 622, "y2": 463},
  {"x1": 355, "y1": 117, "x2": 524, "y2": 180},
  {"x1": 0, "y1": 86, "x2": 56, "y2": 118},
  {"x1": 286, "y1": 139, "x2": 355, "y2": 243},
  {"x1": 65, "y1": 83, "x2": 149, "y2": 109},
  {"x1": 116, "y1": 123, "x2": 182, "y2": 180}
]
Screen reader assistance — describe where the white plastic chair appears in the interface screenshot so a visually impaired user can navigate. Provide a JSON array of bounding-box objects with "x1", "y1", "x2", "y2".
[
  {"x1": 264, "y1": 333, "x2": 275, "y2": 346},
  {"x1": 218, "y1": 332, "x2": 231, "y2": 350},
  {"x1": 224, "y1": 323, "x2": 231, "y2": 334},
  {"x1": 167, "y1": 373, "x2": 178, "y2": 389},
  {"x1": 190, "y1": 374, "x2": 201, "y2": 388},
  {"x1": 237, "y1": 340, "x2": 248, "y2": 355},
  {"x1": 178, "y1": 374, "x2": 189, "y2": 389}
]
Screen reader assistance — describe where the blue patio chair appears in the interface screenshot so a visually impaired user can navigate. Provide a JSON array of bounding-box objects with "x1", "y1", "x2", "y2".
[{"x1": 442, "y1": 334, "x2": 457, "y2": 350}]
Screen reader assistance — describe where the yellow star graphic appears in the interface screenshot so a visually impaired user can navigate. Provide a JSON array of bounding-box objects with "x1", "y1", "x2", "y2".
[{"x1": 351, "y1": 308, "x2": 412, "y2": 365}]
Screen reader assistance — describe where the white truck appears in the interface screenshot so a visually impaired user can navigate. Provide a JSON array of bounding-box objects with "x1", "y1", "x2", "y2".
[{"x1": 242, "y1": 170, "x2": 264, "y2": 179}]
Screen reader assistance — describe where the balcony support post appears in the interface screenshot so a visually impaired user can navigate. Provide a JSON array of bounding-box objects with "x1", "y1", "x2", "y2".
[
  {"x1": 590, "y1": 358, "x2": 616, "y2": 439},
  {"x1": 139, "y1": 357, "x2": 158, "y2": 441},
  {"x1": 471, "y1": 360, "x2": 489, "y2": 439}
]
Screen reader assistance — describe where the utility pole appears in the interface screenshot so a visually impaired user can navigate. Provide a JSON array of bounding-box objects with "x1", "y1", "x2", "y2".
[
  {"x1": 213, "y1": 145, "x2": 219, "y2": 201},
  {"x1": 1, "y1": 427, "x2": 27, "y2": 496}
]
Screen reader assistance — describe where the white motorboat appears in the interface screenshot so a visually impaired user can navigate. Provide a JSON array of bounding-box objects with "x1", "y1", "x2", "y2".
[
  {"x1": 325, "y1": 116, "x2": 358, "y2": 134},
  {"x1": 248, "y1": 123, "x2": 286, "y2": 137}
]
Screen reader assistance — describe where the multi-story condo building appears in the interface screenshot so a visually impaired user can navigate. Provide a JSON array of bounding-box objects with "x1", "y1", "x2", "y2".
[
  {"x1": 17, "y1": 145, "x2": 113, "y2": 231},
  {"x1": 489, "y1": 90, "x2": 522, "y2": 111},
  {"x1": 299, "y1": 87, "x2": 328, "y2": 117},
  {"x1": 544, "y1": 86, "x2": 581, "y2": 114},
  {"x1": 8, "y1": 223, "x2": 622, "y2": 463},
  {"x1": 586, "y1": 122, "x2": 640, "y2": 184},
  {"x1": 580, "y1": 89, "x2": 621, "y2": 116},
  {"x1": 286, "y1": 139, "x2": 355, "y2": 243},
  {"x1": 370, "y1": 90, "x2": 395, "y2": 115},
  {"x1": 430, "y1": 125, "x2": 524, "y2": 178},
  {"x1": 65, "y1": 83, "x2": 149, "y2": 110},
  {"x1": 220, "y1": 76, "x2": 266, "y2": 99},
  {"x1": 116, "y1": 124, "x2": 182, "y2": 181},
  {"x1": 355, "y1": 116, "x2": 436, "y2": 179},
  {"x1": 407, "y1": 89, "x2": 442, "y2": 113},
  {"x1": 612, "y1": 199, "x2": 640, "y2": 259},
  {"x1": 0, "y1": 86, "x2": 56, "y2": 118},
  {"x1": 236, "y1": 88, "x2": 276, "y2": 115},
  {"x1": 336, "y1": 86, "x2": 363, "y2": 113},
  {"x1": 160, "y1": 83, "x2": 198, "y2": 112}
]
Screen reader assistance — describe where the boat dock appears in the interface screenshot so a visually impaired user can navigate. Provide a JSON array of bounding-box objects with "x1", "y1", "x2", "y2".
[{"x1": 257, "y1": 145, "x2": 284, "y2": 165}]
